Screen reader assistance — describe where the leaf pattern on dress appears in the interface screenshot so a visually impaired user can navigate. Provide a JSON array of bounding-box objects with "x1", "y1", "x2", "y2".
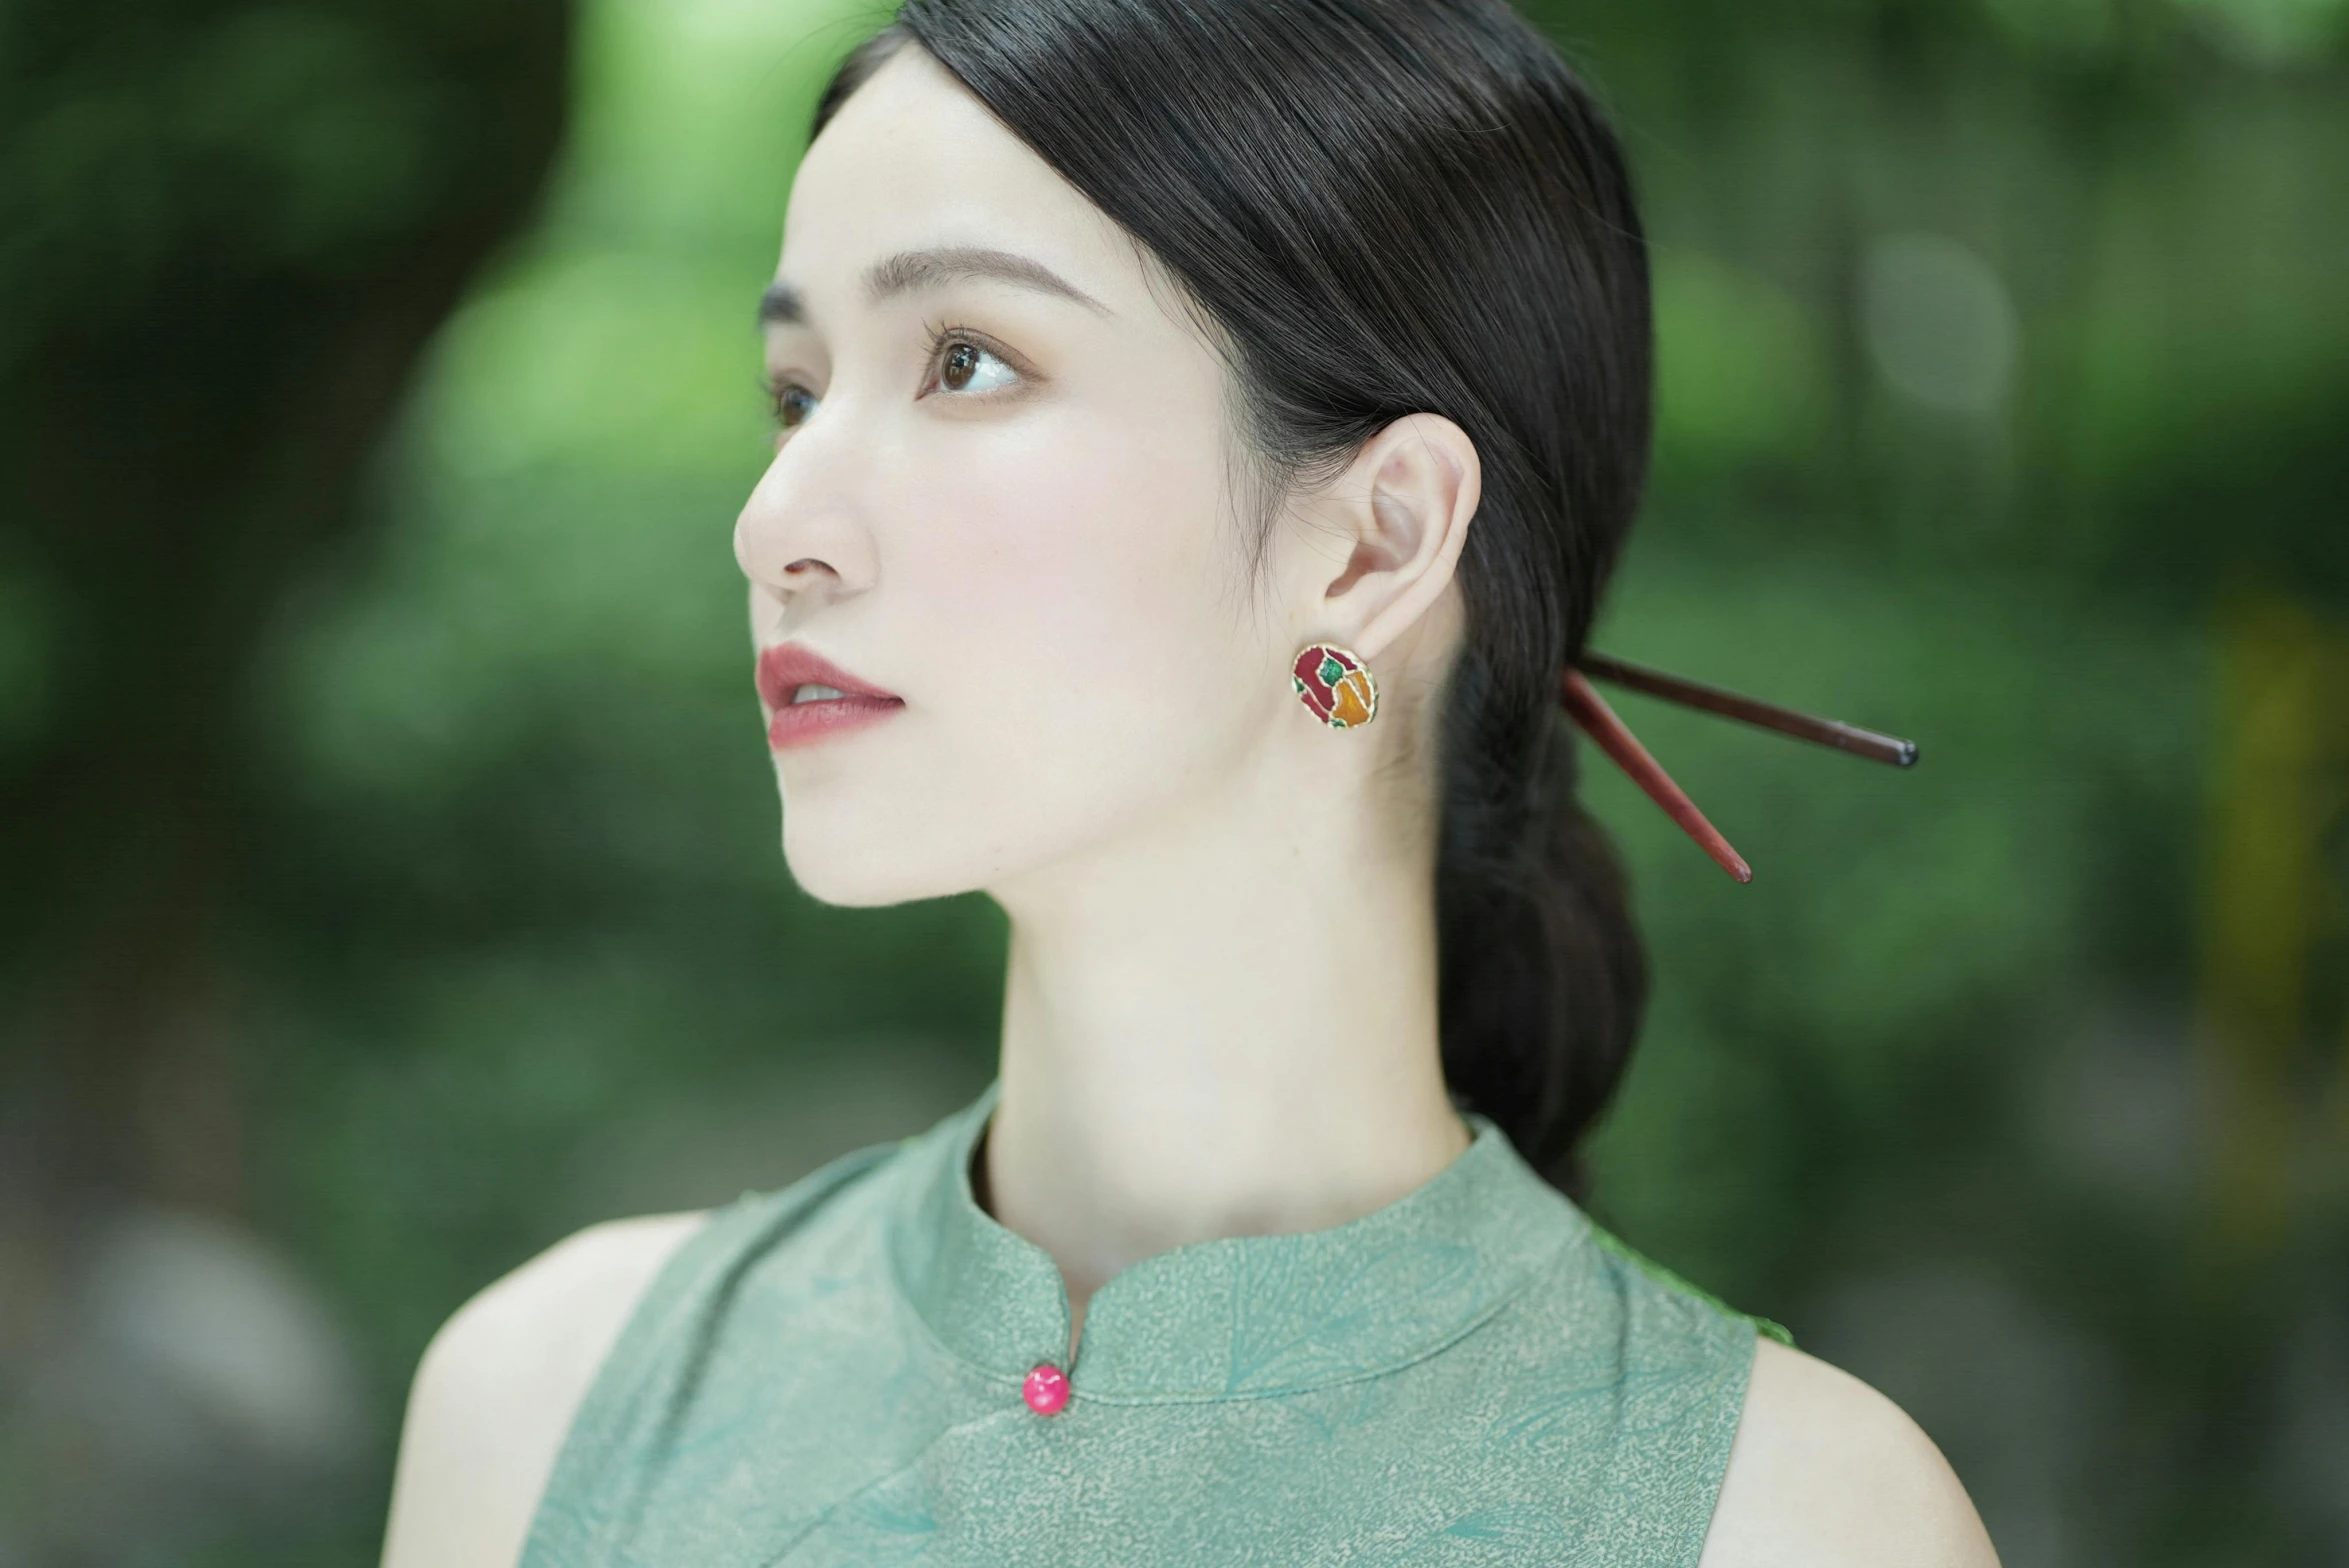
[
  {"x1": 1226, "y1": 1240, "x2": 1485, "y2": 1393},
  {"x1": 1437, "y1": 1505, "x2": 1576, "y2": 1547}
]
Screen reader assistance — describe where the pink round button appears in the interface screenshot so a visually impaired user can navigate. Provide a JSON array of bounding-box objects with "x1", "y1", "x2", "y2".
[{"x1": 1022, "y1": 1362, "x2": 1070, "y2": 1415}]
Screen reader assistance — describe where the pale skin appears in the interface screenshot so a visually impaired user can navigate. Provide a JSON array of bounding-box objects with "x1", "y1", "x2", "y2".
[{"x1": 381, "y1": 44, "x2": 2001, "y2": 1568}]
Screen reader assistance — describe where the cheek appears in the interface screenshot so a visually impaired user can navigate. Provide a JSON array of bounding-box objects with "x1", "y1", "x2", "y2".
[
  {"x1": 883, "y1": 400, "x2": 1271, "y2": 829},
  {"x1": 965, "y1": 433, "x2": 1215, "y2": 637}
]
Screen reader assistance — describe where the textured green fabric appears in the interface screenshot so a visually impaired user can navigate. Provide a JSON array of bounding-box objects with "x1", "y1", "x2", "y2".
[{"x1": 521, "y1": 1080, "x2": 1764, "y2": 1565}]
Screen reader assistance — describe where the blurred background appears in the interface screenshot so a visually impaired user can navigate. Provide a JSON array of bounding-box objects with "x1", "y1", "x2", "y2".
[{"x1": 2, "y1": 0, "x2": 2345, "y2": 1560}]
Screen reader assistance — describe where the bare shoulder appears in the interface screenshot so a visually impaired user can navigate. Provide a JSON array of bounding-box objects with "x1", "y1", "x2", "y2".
[
  {"x1": 380, "y1": 1210, "x2": 710, "y2": 1568},
  {"x1": 1698, "y1": 1336, "x2": 2001, "y2": 1568}
]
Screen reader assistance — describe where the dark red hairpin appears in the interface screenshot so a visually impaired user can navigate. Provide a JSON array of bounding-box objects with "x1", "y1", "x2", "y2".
[{"x1": 1562, "y1": 651, "x2": 1918, "y2": 883}]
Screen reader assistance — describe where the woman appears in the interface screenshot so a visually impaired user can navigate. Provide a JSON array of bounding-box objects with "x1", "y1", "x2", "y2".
[{"x1": 383, "y1": 1, "x2": 2000, "y2": 1562}]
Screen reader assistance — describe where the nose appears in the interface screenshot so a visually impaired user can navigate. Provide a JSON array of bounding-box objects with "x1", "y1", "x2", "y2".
[{"x1": 733, "y1": 433, "x2": 879, "y2": 611}]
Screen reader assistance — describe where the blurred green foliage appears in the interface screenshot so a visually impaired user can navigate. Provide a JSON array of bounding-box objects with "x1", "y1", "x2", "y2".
[{"x1": 4, "y1": 0, "x2": 2347, "y2": 1562}]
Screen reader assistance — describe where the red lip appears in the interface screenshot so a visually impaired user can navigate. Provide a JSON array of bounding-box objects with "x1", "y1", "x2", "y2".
[{"x1": 755, "y1": 642, "x2": 904, "y2": 751}]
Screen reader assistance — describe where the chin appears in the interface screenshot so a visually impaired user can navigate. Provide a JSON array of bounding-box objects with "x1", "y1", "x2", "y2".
[
  {"x1": 769, "y1": 717, "x2": 1209, "y2": 909},
  {"x1": 779, "y1": 810, "x2": 978, "y2": 909},
  {"x1": 782, "y1": 833, "x2": 938, "y2": 909}
]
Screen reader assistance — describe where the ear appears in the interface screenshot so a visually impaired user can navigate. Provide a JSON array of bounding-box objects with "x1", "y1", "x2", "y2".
[{"x1": 1299, "y1": 412, "x2": 1481, "y2": 662}]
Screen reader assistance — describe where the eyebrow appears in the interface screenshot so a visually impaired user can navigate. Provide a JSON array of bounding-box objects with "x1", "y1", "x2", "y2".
[{"x1": 757, "y1": 245, "x2": 1111, "y2": 327}]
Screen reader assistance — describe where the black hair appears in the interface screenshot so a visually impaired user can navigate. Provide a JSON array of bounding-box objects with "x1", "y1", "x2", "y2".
[{"x1": 814, "y1": 0, "x2": 1652, "y2": 1199}]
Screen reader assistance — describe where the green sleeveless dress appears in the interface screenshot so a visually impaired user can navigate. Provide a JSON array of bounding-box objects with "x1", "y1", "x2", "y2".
[{"x1": 520, "y1": 1080, "x2": 1783, "y2": 1566}]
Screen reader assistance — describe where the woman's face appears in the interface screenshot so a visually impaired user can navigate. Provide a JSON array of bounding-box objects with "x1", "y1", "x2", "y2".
[{"x1": 738, "y1": 46, "x2": 1325, "y2": 908}]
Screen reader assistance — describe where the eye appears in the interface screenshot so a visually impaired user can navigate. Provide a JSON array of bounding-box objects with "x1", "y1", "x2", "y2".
[
  {"x1": 766, "y1": 378, "x2": 820, "y2": 434},
  {"x1": 923, "y1": 330, "x2": 1021, "y2": 398}
]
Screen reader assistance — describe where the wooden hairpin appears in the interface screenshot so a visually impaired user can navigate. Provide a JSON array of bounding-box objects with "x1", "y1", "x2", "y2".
[{"x1": 1561, "y1": 651, "x2": 1919, "y2": 883}]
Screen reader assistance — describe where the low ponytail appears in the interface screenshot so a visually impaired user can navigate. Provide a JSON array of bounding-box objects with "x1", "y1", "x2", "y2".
[
  {"x1": 826, "y1": 0, "x2": 1660, "y2": 1194},
  {"x1": 1437, "y1": 656, "x2": 1647, "y2": 1200}
]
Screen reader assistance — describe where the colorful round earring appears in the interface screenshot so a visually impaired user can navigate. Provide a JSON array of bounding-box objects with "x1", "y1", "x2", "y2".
[{"x1": 1291, "y1": 643, "x2": 1379, "y2": 728}]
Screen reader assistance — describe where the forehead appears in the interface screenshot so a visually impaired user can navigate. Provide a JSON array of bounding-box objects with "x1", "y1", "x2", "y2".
[{"x1": 778, "y1": 46, "x2": 1145, "y2": 311}]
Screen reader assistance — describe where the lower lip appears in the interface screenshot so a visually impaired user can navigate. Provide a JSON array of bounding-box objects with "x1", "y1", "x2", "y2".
[{"x1": 766, "y1": 695, "x2": 903, "y2": 750}]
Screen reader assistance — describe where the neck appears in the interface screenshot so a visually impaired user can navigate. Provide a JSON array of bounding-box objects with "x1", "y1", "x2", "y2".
[{"x1": 979, "y1": 759, "x2": 1471, "y2": 1354}]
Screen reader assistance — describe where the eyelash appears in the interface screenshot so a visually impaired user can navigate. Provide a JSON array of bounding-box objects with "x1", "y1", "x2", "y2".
[{"x1": 762, "y1": 321, "x2": 1024, "y2": 435}]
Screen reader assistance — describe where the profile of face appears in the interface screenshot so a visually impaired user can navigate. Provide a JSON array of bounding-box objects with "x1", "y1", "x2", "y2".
[{"x1": 736, "y1": 46, "x2": 1477, "y2": 912}]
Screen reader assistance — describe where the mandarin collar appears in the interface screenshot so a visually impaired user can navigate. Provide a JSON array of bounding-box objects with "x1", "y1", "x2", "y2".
[{"x1": 885, "y1": 1080, "x2": 1587, "y2": 1403}]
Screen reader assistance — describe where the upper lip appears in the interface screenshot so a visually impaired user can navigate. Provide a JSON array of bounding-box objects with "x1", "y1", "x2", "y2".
[{"x1": 755, "y1": 642, "x2": 902, "y2": 711}]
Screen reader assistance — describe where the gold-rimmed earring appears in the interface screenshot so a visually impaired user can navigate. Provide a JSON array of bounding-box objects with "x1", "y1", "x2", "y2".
[{"x1": 1291, "y1": 642, "x2": 1378, "y2": 728}]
